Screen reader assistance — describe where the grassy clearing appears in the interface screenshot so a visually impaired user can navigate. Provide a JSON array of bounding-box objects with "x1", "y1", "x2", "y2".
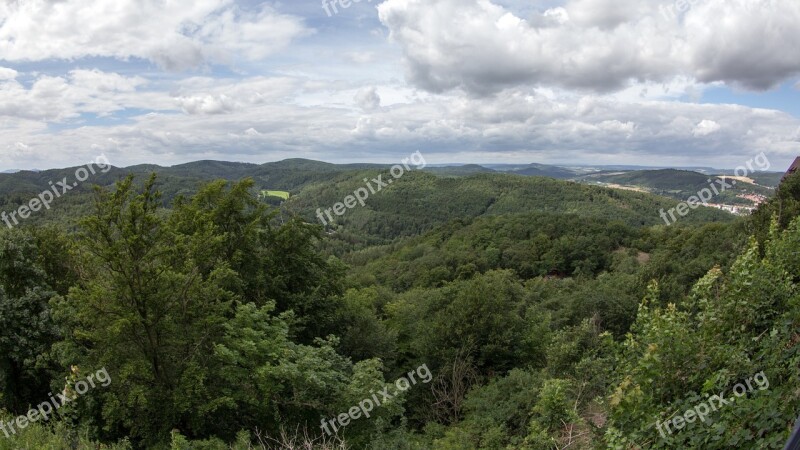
[{"x1": 259, "y1": 190, "x2": 290, "y2": 200}]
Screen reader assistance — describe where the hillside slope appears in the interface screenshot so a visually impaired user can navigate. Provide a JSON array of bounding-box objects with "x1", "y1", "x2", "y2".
[
  {"x1": 579, "y1": 168, "x2": 774, "y2": 203},
  {"x1": 0, "y1": 160, "x2": 735, "y2": 241},
  {"x1": 288, "y1": 170, "x2": 735, "y2": 253}
]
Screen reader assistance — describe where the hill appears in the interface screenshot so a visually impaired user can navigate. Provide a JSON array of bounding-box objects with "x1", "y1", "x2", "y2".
[
  {"x1": 505, "y1": 163, "x2": 579, "y2": 179},
  {"x1": 0, "y1": 160, "x2": 736, "y2": 247},
  {"x1": 578, "y1": 168, "x2": 775, "y2": 204},
  {"x1": 423, "y1": 164, "x2": 497, "y2": 176},
  {"x1": 286, "y1": 170, "x2": 734, "y2": 253},
  {"x1": 483, "y1": 163, "x2": 581, "y2": 179},
  {"x1": 1, "y1": 162, "x2": 797, "y2": 450}
]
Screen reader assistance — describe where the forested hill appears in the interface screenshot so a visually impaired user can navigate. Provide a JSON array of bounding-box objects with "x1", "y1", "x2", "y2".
[
  {"x1": 0, "y1": 158, "x2": 385, "y2": 199},
  {"x1": 0, "y1": 162, "x2": 798, "y2": 449},
  {"x1": 578, "y1": 168, "x2": 775, "y2": 202},
  {"x1": 287, "y1": 170, "x2": 734, "y2": 251},
  {"x1": 0, "y1": 160, "x2": 734, "y2": 237}
]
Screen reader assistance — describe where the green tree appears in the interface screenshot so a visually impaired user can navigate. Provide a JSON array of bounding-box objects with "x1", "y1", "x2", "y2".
[
  {"x1": 0, "y1": 229, "x2": 59, "y2": 412},
  {"x1": 606, "y1": 218, "x2": 800, "y2": 449}
]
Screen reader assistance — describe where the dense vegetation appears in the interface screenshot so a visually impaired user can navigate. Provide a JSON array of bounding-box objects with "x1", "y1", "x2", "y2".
[{"x1": 0, "y1": 161, "x2": 798, "y2": 449}]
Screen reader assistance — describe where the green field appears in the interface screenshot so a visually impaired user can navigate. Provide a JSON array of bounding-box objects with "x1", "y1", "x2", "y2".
[{"x1": 259, "y1": 190, "x2": 290, "y2": 200}]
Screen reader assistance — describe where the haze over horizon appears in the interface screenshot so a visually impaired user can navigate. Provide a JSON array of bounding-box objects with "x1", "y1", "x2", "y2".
[
  {"x1": 0, "y1": 156, "x2": 789, "y2": 174},
  {"x1": 1, "y1": 0, "x2": 800, "y2": 171}
]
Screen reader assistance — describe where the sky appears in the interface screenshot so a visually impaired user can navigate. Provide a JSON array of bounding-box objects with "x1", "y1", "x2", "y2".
[{"x1": 0, "y1": 0, "x2": 799, "y2": 171}]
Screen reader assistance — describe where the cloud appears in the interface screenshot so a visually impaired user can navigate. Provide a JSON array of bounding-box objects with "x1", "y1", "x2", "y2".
[
  {"x1": 1, "y1": 1, "x2": 798, "y2": 171},
  {"x1": 4, "y1": 78, "x2": 798, "y2": 170},
  {"x1": 378, "y1": 0, "x2": 800, "y2": 94},
  {"x1": 174, "y1": 76, "x2": 299, "y2": 115},
  {"x1": 355, "y1": 87, "x2": 381, "y2": 111},
  {"x1": 564, "y1": 0, "x2": 650, "y2": 29},
  {"x1": 69, "y1": 69, "x2": 147, "y2": 92},
  {"x1": 343, "y1": 51, "x2": 378, "y2": 64},
  {"x1": 177, "y1": 94, "x2": 237, "y2": 115},
  {"x1": 0, "y1": 0, "x2": 309, "y2": 70},
  {"x1": 792, "y1": 126, "x2": 800, "y2": 142},
  {"x1": 197, "y1": 6, "x2": 311, "y2": 63},
  {"x1": 0, "y1": 67, "x2": 17, "y2": 80},
  {"x1": 0, "y1": 69, "x2": 163, "y2": 121},
  {"x1": 693, "y1": 119, "x2": 722, "y2": 137}
]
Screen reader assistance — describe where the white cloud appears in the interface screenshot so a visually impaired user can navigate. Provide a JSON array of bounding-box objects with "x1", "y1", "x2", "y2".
[
  {"x1": 0, "y1": 76, "x2": 81, "y2": 121},
  {"x1": 3, "y1": 79, "x2": 798, "y2": 169},
  {"x1": 174, "y1": 76, "x2": 299, "y2": 115},
  {"x1": 69, "y1": 69, "x2": 147, "y2": 92},
  {"x1": 0, "y1": 0, "x2": 308, "y2": 70},
  {"x1": 355, "y1": 87, "x2": 381, "y2": 111},
  {"x1": 0, "y1": 67, "x2": 18, "y2": 80},
  {"x1": 0, "y1": 69, "x2": 165, "y2": 121},
  {"x1": 197, "y1": 6, "x2": 311, "y2": 63},
  {"x1": 693, "y1": 119, "x2": 722, "y2": 137},
  {"x1": 177, "y1": 94, "x2": 237, "y2": 115},
  {"x1": 343, "y1": 51, "x2": 378, "y2": 64},
  {"x1": 378, "y1": 0, "x2": 800, "y2": 94},
  {"x1": 564, "y1": 0, "x2": 650, "y2": 29}
]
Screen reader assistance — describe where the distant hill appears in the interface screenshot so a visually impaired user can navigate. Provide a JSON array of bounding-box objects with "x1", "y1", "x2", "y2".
[
  {"x1": 156, "y1": 160, "x2": 260, "y2": 179},
  {"x1": 578, "y1": 169, "x2": 775, "y2": 204},
  {"x1": 482, "y1": 163, "x2": 581, "y2": 179},
  {"x1": 247, "y1": 159, "x2": 385, "y2": 193},
  {"x1": 0, "y1": 159, "x2": 739, "y2": 239},
  {"x1": 0, "y1": 159, "x2": 397, "y2": 229},
  {"x1": 579, "y1": 164, "x2": 719, "y2": 173},
  {"x1": 745, "y1": 172, "x2": 784, "y2": 188},
  {"x1": 505, "y1": 163, "x2": 578, "y2": 179},
  {"x1": 0, "y1": 166, "x2": 127, "y2": 195},
  {"x1": 0, "y1": 159, "x2": 391, "y2": 201},
  {"x1": 581, "y1": 169, "x2": 716, "y2": 191},
  {"x1": 423, "y1": 164, "x2": 496, "y2": 176},
  {"x1": 287, "y1": 170, "x2": 735, "y2": 251}
]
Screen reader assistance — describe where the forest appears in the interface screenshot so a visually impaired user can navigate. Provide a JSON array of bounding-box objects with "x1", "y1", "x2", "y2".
[{"x1": 0, "y1": 163, "x2": 798, "y2": 449}]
